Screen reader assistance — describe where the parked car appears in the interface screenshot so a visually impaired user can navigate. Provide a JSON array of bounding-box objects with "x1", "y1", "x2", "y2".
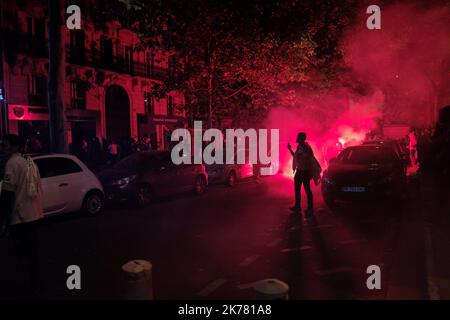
[
  {"x1": 32, "y1": 154, "x2": 104, "y2": 216},
  {"x1": 321, "y1": 145, "x2": 407, "y2": 209},
  {"x1": 206, "y1": 151, "x2": 254, "y2": 186},
  {"x1": 98, "y1": 151, "x2": 208, "y2": 206},
  {"x1": 363, "y1": 139, "x2": 408, "y2": 160}
]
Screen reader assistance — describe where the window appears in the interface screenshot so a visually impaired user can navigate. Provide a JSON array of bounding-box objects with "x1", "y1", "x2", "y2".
[
  {"x1": 26, "y1": 17, "x2": 46, "y2": 56},
  {"x1": 102, "y1": 38, "x2": 114, "y2": 67},
  {"x1": 69, "y1": 30, "x2": 86, "y2": 63},
  {"x1": 168, "y1": 56, "x2": 179, "y2": 83},
  {"x1": 167, "y1": 95, "x2": 174, "y2": 116},
  {"x1": 124, "y1": 46, "x2": 134, "y2": 73},
  {"x1": 28, "y1": 75, "x2": 47, "y2": 96},
  {"x1": 338, "y1": 147, "x2": 397, "y2": 165},
  {"x1": 144, "y1": 92, "x2": 155, "y2": 114},
  {"x1": 34, "y1": 157, "x2": 83, "y2": 178},
  {"x1": 28, "y1": 75, "x2": 48, "y2": 106},
  {"x1": 145, "y1": 51, "x2": 155, "y2": 78},
  {"x1": 34, "y1": 18, "x2": 46, "y2": 55},
  {"x1": 70, "y1": 81, "x2": 87, "y2": 109}
]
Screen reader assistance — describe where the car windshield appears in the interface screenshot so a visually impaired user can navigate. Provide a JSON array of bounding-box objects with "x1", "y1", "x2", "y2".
[
  {"x1": 113, "y1": 153, "x2": 160, "y2": 171},
  {"x1": 338, "y1": 147, "x2": 396, "y2": 165}
]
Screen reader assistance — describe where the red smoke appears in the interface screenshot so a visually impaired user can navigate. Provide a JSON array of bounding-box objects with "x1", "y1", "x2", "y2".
[{"x1": 264, "y1": 1, "x2": 450, "y2": 179}]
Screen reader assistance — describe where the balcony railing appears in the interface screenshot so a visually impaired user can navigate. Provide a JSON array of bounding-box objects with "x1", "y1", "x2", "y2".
[
  {"x1": 11, "y1": 30, "x2": 184, "y2": 83},
  {"x1": 66, "y1": 46, "x2": 184, "y2": 83}
]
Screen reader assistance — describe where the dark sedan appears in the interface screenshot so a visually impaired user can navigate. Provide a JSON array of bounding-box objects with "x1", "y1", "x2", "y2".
[
  {"x1": 321, "y1": 145, "x2": 407, "y2": 209},
  {"x1": 98, "y1": 151, "x2": 208, "y2": 206}
]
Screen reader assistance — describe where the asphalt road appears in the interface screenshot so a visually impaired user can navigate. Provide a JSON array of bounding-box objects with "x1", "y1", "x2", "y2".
[{"x1": 0, "y1": 174, "x2": 428, "y2": 299}]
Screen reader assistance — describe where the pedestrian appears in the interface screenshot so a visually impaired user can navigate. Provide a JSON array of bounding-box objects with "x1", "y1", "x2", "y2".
[
  {"x1": 288, "y1": 132, "x2": 321, "y2": 218},
  {"x1": 408, "y1": 127, "x2": 418, "y2": 166},
  {"x1": 108, "y1": 139, "x2": 120, "y2": 164},
  {"x1": 288, "y1": 132, "x2": 322, "y2": 218},
  {"x1": 0, "y1": 134, "x2": 44, "y2": 298}
]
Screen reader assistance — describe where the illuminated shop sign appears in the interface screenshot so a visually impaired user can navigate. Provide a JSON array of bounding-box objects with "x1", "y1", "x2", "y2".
[{"x1": 8, "y1": 105, "x2": 49, "y2": 121}]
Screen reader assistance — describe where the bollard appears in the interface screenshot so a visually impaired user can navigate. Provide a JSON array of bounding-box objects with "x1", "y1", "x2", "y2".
[
  {"x1": 253, "y1": 278, "x2": 289, "y2": 300},
  {"x1": 121, "y1": 259, "x2": 153, "y2": 300}
]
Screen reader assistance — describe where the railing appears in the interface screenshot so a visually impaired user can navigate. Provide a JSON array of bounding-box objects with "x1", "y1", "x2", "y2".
[
  {"x1": 11, "y1": 31, "x2": 184, "y2": 83},
  {"x1": 66, "y1": 46, "x2": 184, "y2": 84}
]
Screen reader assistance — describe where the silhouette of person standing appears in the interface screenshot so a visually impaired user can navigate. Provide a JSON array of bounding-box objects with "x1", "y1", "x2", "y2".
[{"x1": 288, "y1": 132, "x2": 315, "y2": 217}]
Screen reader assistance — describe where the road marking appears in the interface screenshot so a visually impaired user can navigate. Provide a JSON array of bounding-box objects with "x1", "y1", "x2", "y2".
[
  {"x1": 239, "y1": 255, "x2": 260, "y2": 267},
  {"x1": 315, "y1": 267, "x2": 353, "y2": 276},
  {"x1": 197, "y1": 278, "x2": 227, "y2": 297},
  {"x1": 339, "y1": 239, "x2": 366, "y2": 245},
  {"x1": 280, "y1": 245, "x2": 312, "y2": 253},
  {"x1": 267, "y1": 238, "x2": 283, "y2": 248},
  {"x1": 237, "y1": 282, "x2": 256, "y2": 290},
  {"x1": 424, "y1": 223, "x2": 440, "y2": 300},
  {"x1": 289, "y1": 225, "x2": 302, "y2": 232},
  {"x1": 307, "y1": 224, "x2": 334, "y2": 229}
]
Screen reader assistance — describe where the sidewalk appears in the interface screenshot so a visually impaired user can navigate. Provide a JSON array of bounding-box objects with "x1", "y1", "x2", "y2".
[{"x1": 418, "y1": 173, "x2": 450, "y2": 300}]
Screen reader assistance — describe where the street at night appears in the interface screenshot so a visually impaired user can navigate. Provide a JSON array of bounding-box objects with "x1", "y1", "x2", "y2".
[
  {"x1": 1, "y1": 0, "x2": 450, "y2": 313},
  {"x1": 1, "y1": 172, "x2": 446, "y2": 300}
]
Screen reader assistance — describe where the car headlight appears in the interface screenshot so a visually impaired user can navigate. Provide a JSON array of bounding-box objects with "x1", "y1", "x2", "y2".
[{"x1": 112, "y1": 175, "x2": 137, "y2": 187}]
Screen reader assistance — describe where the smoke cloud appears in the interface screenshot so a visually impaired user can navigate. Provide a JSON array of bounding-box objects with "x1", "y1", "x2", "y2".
[{"x1": 264, "y1": 0, "x2": 450, "y2": 177}]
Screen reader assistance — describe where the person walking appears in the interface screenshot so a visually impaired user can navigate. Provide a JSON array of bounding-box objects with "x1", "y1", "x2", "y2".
[
  {"x1": 288, "y1": 132, "x2": 319, "y2": 218},
  {"x1": 0, "y1": 134, "x2": 44, "y2": 298}
]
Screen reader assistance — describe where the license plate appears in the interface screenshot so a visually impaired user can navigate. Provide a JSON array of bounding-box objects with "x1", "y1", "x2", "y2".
[{"x1": 342, "y1": 186, "x2": 366, "y2": 193}]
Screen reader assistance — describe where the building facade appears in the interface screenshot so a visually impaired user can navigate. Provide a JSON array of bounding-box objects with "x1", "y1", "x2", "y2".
[{"x1": 0, "y1": 0, "x2": 186, "y2": 152}]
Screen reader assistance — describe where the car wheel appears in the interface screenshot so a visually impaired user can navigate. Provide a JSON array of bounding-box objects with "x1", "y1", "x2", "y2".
[
  {"x1": 83, "y1": 191, "x2": 104, "y2": 215},
  {"x1": 194, "y1": 175, "x2": 207, "y2": 195},
  {"x1": 136, "y1": 184, "x2": 152, "y2": 207},
  {"x1": 227, "y1": 171, "x2": 236, "y2": 187}
]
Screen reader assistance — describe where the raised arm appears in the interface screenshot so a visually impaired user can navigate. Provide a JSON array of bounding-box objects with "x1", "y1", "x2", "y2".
[{"x1": 287, "y1": 143, "x2": 295, "y2": 156}]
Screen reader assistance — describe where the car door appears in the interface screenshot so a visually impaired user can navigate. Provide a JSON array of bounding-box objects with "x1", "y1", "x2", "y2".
[
  {"x1": 153, "y1": 153, "x2": 179, "y2": 196},
  {"x1": 34, "y1": 157, "x2": 84, "y2": 215},
  {"x1": 176, "y1": 163, "x2": 199, "y2": 192}
]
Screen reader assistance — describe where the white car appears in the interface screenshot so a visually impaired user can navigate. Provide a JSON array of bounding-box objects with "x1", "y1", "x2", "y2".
[{"x1": 32, "y1": 154, "x2": 104, "y2": 216}]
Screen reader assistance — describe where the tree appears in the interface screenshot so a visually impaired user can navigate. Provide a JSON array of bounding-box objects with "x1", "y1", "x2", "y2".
[
  {"x1": 101, "y1": 0, "x2": 359, "y2": 127},
  {"x1": 47, "y1": 0, "x2": 68, "y2": 153}
]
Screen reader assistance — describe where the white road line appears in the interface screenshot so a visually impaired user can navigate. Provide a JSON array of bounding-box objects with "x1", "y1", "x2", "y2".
[
  {"x1": 289, "y1": 226, "x2": 302, "y2": 232},
  {"x1": 424, "y1": 223, "x2": 440, "y2": 300},
  {"x1": 339, "y1": 239, "x2": 366, "y2": 245},
  {"x1": 315, "y1": 267, "x2": 353, "y2": 276},
  {"x1": 237, "y1": 282, "x2": 256, "y2": 290},
  {"x1": 280, "y1": 245, "x2": 312, "y2": 253},
  {"x1": 239, "y1": 255, "x2": 260, "y2": 267},
  {"x1": 197, "y1": 278, "x2": 227, "y2": 297},
  {"x1": 308, "y1": 224, "x2": 334, "y2": 229},
  {"x1": 267, "y1": 238, "x2": 283, "y2": 248}
]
